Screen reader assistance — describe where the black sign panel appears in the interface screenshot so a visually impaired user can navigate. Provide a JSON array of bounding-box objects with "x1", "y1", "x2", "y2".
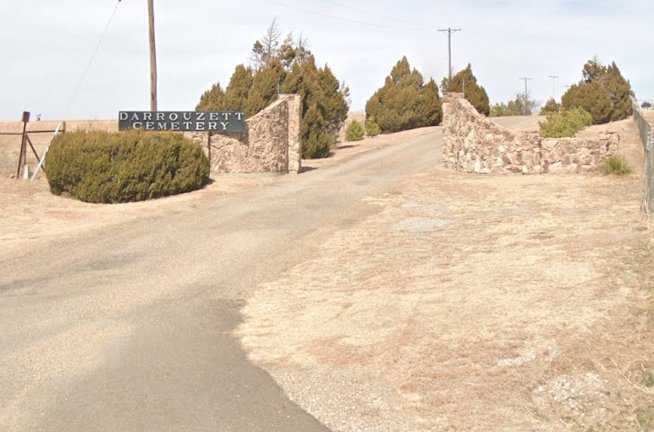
[{"x1": 119, "y1": 111, "x2": 245, "y2": 132}]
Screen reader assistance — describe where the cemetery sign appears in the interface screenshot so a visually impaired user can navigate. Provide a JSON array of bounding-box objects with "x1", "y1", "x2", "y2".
[{"x1": 119, "y1": 111, "x2": 245, "y2": 133}]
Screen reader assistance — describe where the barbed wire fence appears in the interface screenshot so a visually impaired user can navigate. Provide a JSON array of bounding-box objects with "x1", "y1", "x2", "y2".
[{"x1": 632, "y1": 97, "x2": 654, "y2": 217}]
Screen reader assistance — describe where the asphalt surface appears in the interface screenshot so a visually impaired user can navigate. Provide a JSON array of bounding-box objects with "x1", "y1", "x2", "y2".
[{"x1": 0, "y1": 129, "x2": 441, "y2": 432}]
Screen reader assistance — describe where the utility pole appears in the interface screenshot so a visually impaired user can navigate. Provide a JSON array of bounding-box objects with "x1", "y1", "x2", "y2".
[
  {"x1": 148, "y1": 0, "x2": 158, "y2": 111},
  {"x1": 438, "y1": 27, "x2": 461, "y2": 81},
  {"x1": 548, "y1": 75, "x2": 559, "y2": 99},
  {"x1": 519, "y1": 77, "x2": 532, "y2": 115}
]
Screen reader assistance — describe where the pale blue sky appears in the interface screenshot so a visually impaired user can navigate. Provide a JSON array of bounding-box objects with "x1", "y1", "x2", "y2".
[{"x1": 0, "y1": 0, "x2": 652, "y2": 120}]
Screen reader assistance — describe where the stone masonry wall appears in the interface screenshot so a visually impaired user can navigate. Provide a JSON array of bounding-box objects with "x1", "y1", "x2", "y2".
[
  {"x1": 442, "y1": 93, "x2": 619, "y2": 174},
  {"x1": 192, "y1": 94, "x2": 302, "y2": 174},
  {"x1": 540, "y1": 136, "x2": 619, "y2": 174}
]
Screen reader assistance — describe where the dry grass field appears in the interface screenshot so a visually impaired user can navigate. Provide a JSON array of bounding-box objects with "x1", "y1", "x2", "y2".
[{"x1": 237, "y1": 167, "x2": 654, "y2": 431}]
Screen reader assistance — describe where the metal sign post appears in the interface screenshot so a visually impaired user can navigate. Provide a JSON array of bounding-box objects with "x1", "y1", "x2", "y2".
[{"x1": 207, "y1": 131, "x2": 212, "y2": 167}]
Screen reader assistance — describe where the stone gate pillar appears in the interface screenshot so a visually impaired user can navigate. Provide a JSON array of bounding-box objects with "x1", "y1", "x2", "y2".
[{"x1": 281, "y1": 94, "x2": 302, "y2": 174}]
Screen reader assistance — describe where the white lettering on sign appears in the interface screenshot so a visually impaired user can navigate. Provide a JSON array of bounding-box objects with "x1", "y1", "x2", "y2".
[{"x1": 119, "y1": 111, "x2": 244, "y2": 132}]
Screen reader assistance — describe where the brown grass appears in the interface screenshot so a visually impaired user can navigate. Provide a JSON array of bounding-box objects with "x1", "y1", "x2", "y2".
[
  {"x1": 0, "y1": 120, "x2": 118, "y2": 176},
  {"x1": 236, "y1": 169, "x2": 654, "y2": 431}
]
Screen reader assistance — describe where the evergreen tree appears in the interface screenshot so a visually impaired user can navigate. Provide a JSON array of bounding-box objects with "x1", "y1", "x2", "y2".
[
  {"x1": 282, "y1": 56, "x2": 349, "y2": 157},
  {"x1": 365, "y1": 117, "x2": 381, "y2": 137},
  {"x1": 196, "y1": 83, "x2": 225, "y2": 111},
  {"x1": 303, "y1": 103, "x2": 330, "y2": 158},
  {"x1": 345, "y1": 120, "x2": 365, "y2": 142},
  {"x1": 561, "y1": 58, "x2": 633, "y2": 124},
  {"x1": 245, "y1": 58, "x2": 285, "y2": 117},
  {"x1": 281, "y1": 57, "x2": 317, "y2": 111},
  {"x1": 442, "y1": 64, "x2": 490, "y2": 116},
  {"x1": 318, "y1": 64, "x2": 349, "y2": 134},
  {"x1": 582, "y1": 58, "x2": 605, "y2": 83},
  {"x1": 390, "y1": 56, "x2": 411, "y2": 84},
  {"x1": 605, "y1": 62, "x2": 633, "y2": 121},
  {"x1": 222, "y1": 64, "x2": 254, "y2": 111},
  {"x1": 415, "y1": 79, "x2": 442, "y2": 126},
  {"x1": 540, "y1": 98, "x2": 561, "y2": 114},
  {"x1": 365, "y1": 56, "x2": 442, "y2": 133},
  {"x1": 562, "y1": 81, "x2": 613, "y2": 124}
]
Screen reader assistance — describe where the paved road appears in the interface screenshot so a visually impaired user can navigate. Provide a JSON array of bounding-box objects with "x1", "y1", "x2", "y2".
[{"x1": 0, "y1": 129, "x2": 441, "y2": 431}]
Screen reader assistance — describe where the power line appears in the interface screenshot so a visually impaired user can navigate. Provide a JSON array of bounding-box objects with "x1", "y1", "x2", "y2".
[
  {"x1": 548, "y1": 75, "x2": 559, "y2": 99},
  {"x1": 263, "y1": 0, "x2": 431, "y2": 31},
  {"x1": 438, "y1": 27, "x2": 461, "y2": 80},
  {"x1": 65, "y1": 0, "x2": 122, "y2": 112},
  {"x1": 310, "y1": 0, "x2": 433, "y2": 29}
]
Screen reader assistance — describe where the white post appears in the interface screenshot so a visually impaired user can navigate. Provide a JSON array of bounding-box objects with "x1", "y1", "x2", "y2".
[{"x1": 31, "y1": 122, "x2": 62, "y2": 180}]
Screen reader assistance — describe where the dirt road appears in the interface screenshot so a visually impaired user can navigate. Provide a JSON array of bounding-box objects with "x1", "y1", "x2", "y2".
[
  {"x1": 1, "y1": 121, "x2": 652, "y2": 431},
  {"x1": 0, "y1": 128, "x2": 438, "y2": 431}
]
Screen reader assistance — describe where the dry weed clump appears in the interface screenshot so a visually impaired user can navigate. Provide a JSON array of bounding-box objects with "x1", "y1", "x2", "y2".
[{"x1": 599, "y1": 154, "x2": 633, "y2": 175}]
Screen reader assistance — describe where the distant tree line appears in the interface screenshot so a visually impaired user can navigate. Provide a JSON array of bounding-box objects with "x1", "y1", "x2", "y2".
[
  {"x1": 198, "y1": 23, "x2": 635, "y2": 156},
  {"x1": 490, "y1": 58, "x2": 633, "y2": 124},
  {"x1": 490, "y1": 94, "x2": 538, "y2": 117}
]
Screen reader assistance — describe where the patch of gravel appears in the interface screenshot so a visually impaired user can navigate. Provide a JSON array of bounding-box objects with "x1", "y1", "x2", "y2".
[
  {"x1": 393, "y1": 217, "x2": 448, "y2": 233},
  {"x1": 532, "y1": 372, "x2": 610, "y2": 428},
  {"x1": 270, "y1": 366, "x2": 426, "y2": 432}
]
